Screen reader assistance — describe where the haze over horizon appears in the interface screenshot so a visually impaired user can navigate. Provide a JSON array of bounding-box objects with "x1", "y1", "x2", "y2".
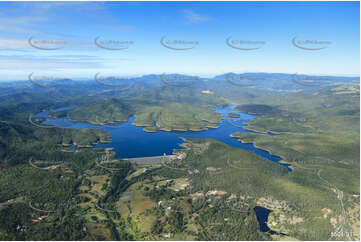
[{"x1": 0, "y1": 1, "x2": 359, "y2": 81}]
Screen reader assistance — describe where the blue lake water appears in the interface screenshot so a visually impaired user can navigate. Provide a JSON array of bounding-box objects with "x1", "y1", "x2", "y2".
[
  {"x1": 253, "y1": 206, "x2": 276, "y2": 234},
  {"x1": 37, "y1": 105, "x2": 291, "y2": 171}
]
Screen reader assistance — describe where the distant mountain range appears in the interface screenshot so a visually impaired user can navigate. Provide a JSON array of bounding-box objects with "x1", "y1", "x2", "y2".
[{"x1": 0, "y1": 72, "x2": 359, "y2": 105}]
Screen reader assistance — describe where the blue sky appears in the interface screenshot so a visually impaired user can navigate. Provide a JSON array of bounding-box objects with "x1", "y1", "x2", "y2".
[{"x1": 0, "y1": 1, "x2": 359, "y2": 81}]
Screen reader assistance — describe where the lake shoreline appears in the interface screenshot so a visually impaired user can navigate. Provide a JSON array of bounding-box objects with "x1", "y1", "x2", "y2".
[
  {"x1": 39, "y1": 105, "x2": 290, "y2": 170},
  {"x1": 230, "y1": 134, "x2": 290, "y2": 169}
]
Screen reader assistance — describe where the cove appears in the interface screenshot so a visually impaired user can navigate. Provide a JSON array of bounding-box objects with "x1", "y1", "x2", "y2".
[{"x1": 37, "y1": 105, "x2": 291, "y2": 171}]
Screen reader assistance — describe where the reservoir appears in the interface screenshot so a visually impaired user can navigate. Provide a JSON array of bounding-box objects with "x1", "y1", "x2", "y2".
[
  {"x1": 253, "y1": 206, "x2": 276, "y2": 234},
  {"x1": 37, "y1": 106, "x2": 291, "y2": 171}
]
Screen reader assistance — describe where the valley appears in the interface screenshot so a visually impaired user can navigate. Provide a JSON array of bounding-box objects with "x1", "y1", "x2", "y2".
[{"x1": 0, "y1": 73, "x2": 359, "y2": 241}]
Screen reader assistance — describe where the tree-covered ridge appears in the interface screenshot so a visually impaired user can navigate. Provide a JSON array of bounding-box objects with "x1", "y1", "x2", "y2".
[{"x1": 51, "y1": 97, "x2": 224, "y2": 132}]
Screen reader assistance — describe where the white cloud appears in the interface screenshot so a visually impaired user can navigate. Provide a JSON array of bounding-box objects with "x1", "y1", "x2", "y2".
[
  {"x1": 0, "y1": 15, "x2": 47, "y2": 35},
  {"x1": 0, "y1": 55, "x2": 101, "y2": 70},
  {"x1": 182, "y1": 10, "x2": 210, "y2": 24},
  {"x1": 0, "y1": 37, "x2": 29, "y2": 49}
]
